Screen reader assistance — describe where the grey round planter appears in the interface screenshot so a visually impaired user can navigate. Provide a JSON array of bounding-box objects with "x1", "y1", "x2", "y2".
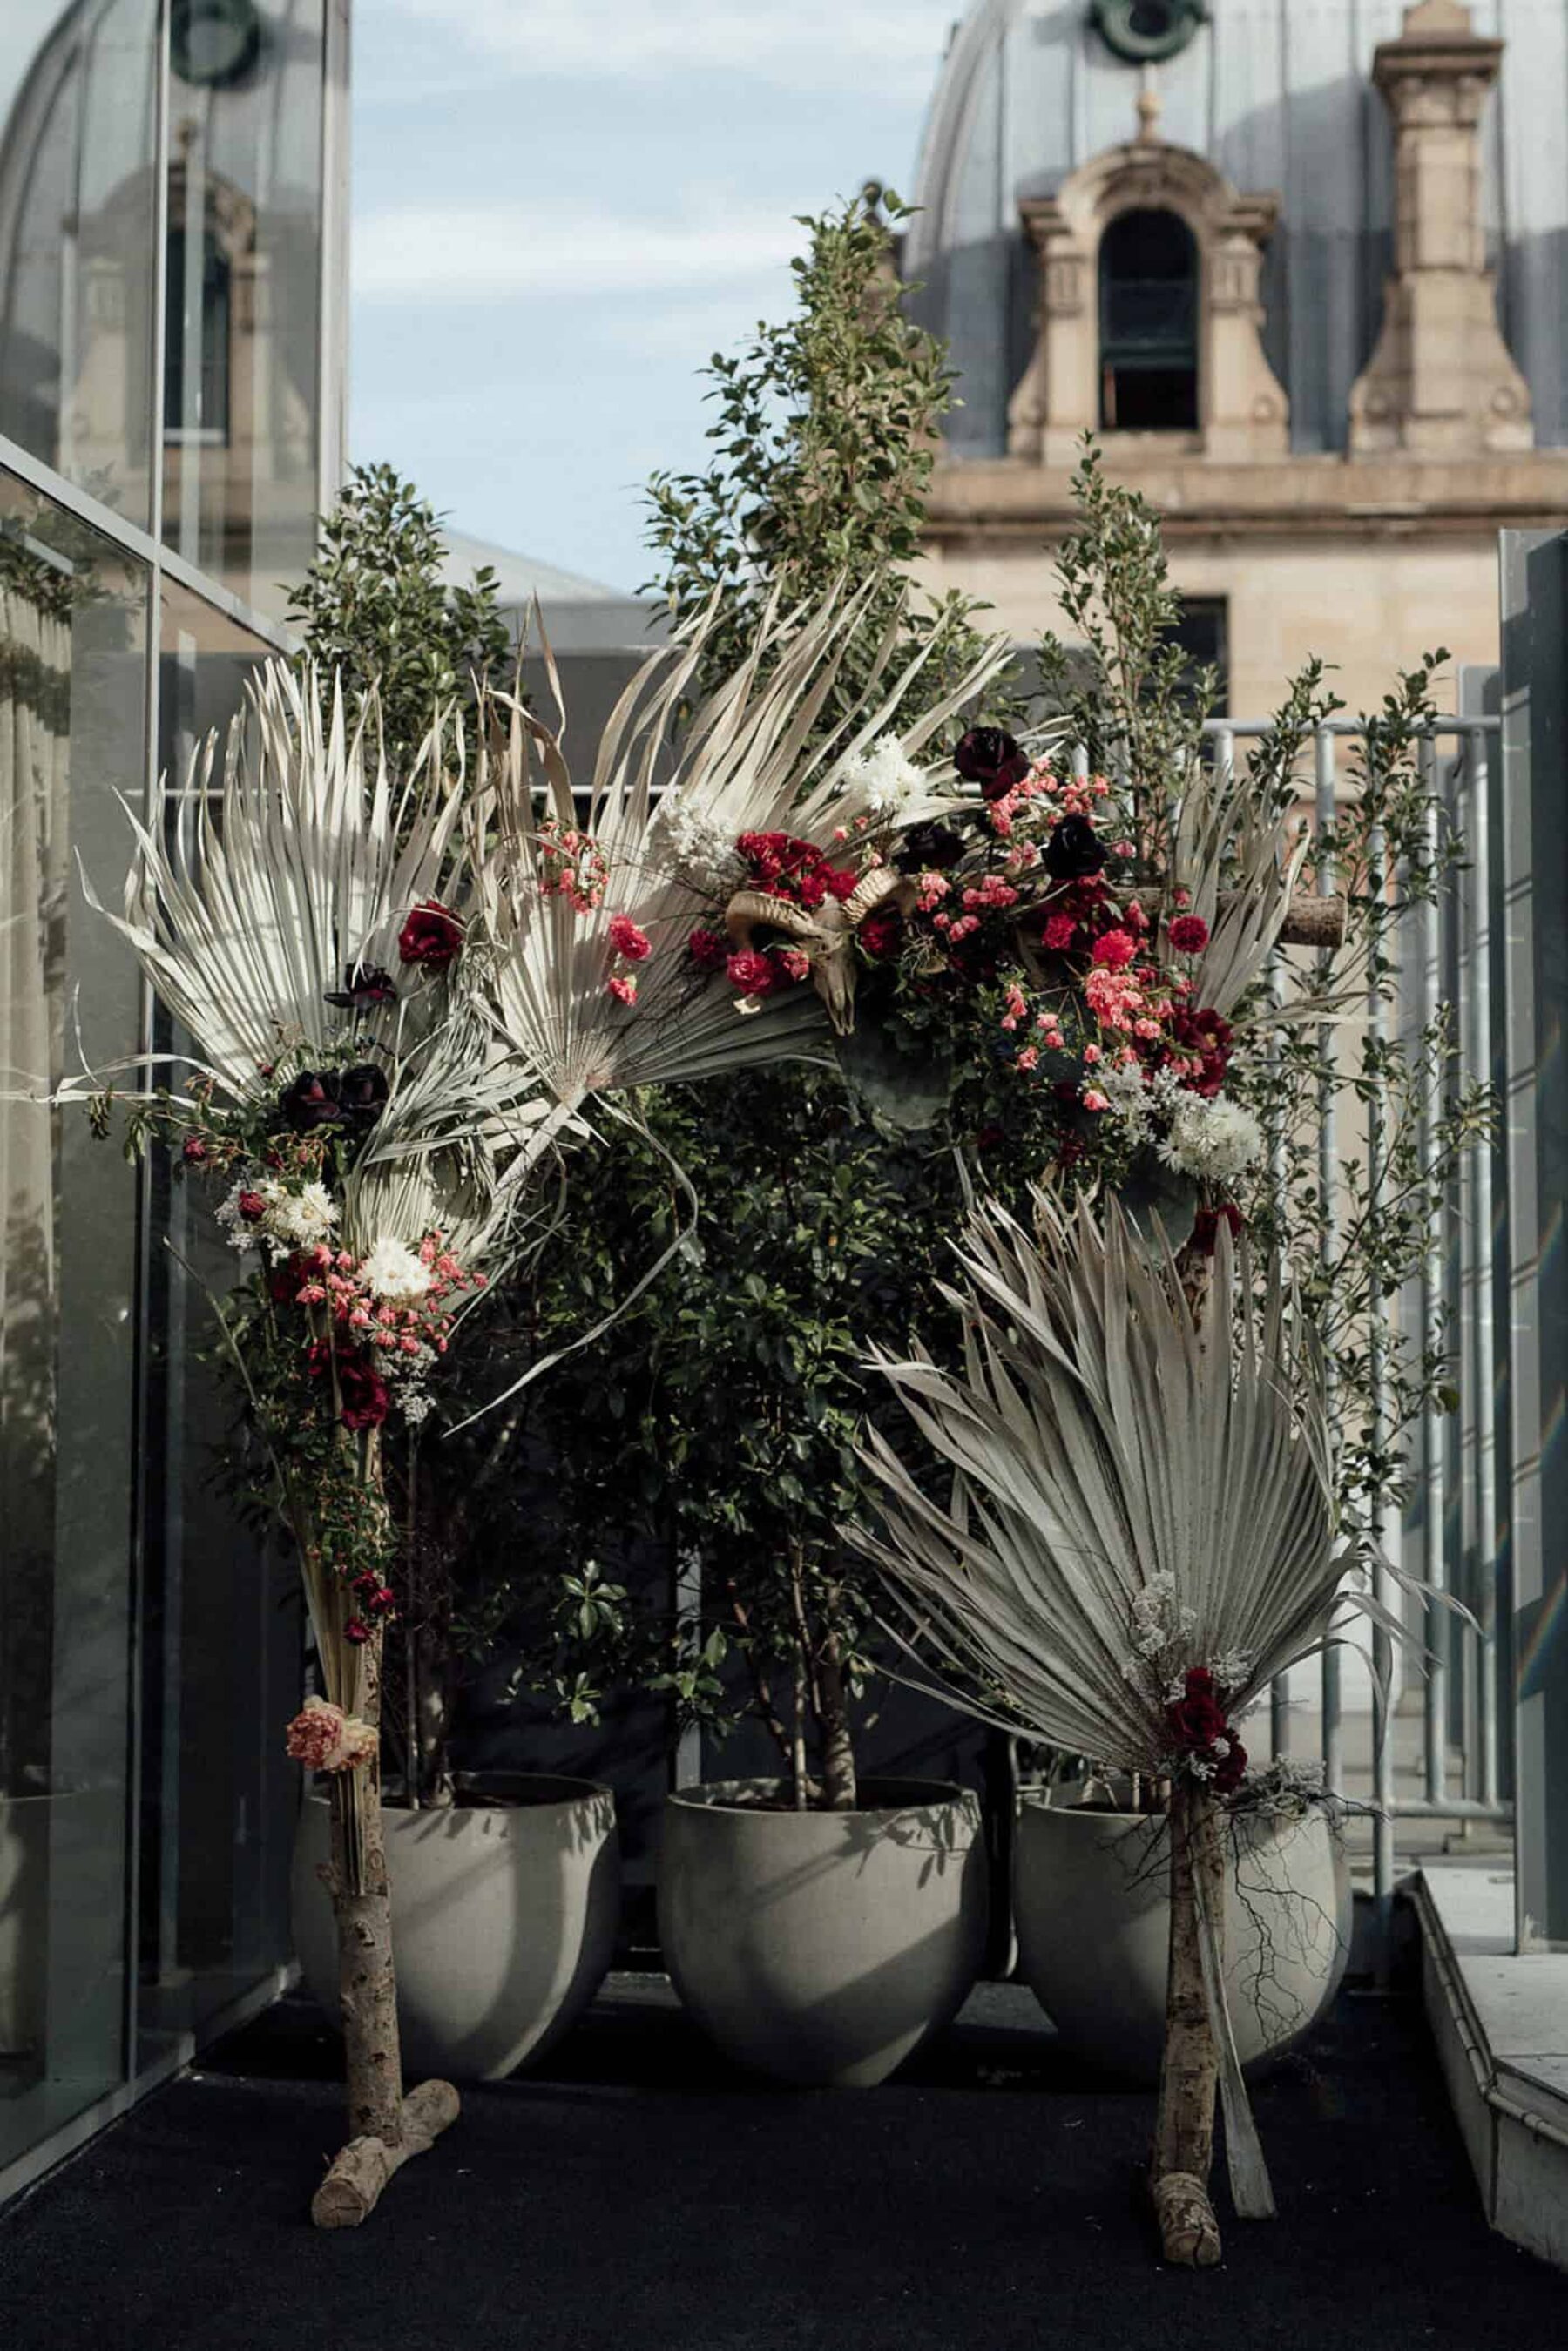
[
  {"x1": 1012, "y1": 1793, "x2": 1351, "y2": 2083},
  {"x1": 292, "y1": 1770, "x2": 618, "y2": 2081},
  {"x1": 658, "y1": 1776, "x2": 989, "y2": 2088}
]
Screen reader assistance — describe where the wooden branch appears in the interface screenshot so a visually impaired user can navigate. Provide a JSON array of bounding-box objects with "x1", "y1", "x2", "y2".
[
  {"x1": 1128, "y1": 888, "x2": 1347, "y2": 950},
  {"x1": 1151, "y1": 1783, "x2": 1225, "y2": 2267},
  {"x1": 311, "y1": 2078, "x2": 461, "y2": 2229}
]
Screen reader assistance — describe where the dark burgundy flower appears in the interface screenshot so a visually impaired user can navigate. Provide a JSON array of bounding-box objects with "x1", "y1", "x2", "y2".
[
  {"x1": 398, "y1": 900, "x2": 464, "y2": 970},
  {"x1": 1192, "y1": 1203, "x2": 1244, "y2": 1258},
  {"x1": 688, "y1": 927, "x2": 728, "y2": 970},
  {"x1": 336, "y1": 1063, "x2": 389, "y2": 1132},
  {"x1": 343, "y1": 1618, "x2": 372, "y2": 1645},
  {"x1": 324, "y1": 963, "x2": 397, "y2": 1011},
  {"x1": 954, "y1": 727, "x2": 1029, "y2": 801},
  {"x1": 1213, "y1": 1737, "x2": 1248, "y2": 1795},
  {"x1": 238, "y1": 1188, "x2": 268, "y2": 1222},
  {"x1": 858, "y1": 908, "x2": 902, "y2": 960},
  {"x1": 896, "y1": 821, "x2": 967, "y2": 874},
  {"x1": 279, "y1": 1070, "x2": 342, "y2": 1132},
  {"x1": 337, "y1": 1355, "x2": 390, "y2": 1431},
  {"x1": 1044, "y1": 814, "x2": 1107, "y2": 882}
]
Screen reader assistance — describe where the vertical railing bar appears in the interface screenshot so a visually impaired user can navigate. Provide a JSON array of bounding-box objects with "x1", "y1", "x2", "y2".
[
  {"x1": 1466, "y1": 726, "x2": 1501, "y2": 1807},
  {"x1": 1455, "y1": 735, "x2": 1482, "y2": 1804},
  {"x1": 1315, "y1": 725, "x2": 1343, "y2": 1795},
  {"x1": 1417, "y1": 744, "x2": 1448, "y2": 1807},
  {"x1": 1368, "y1": 803, "x2": 1396, "y2": 1943}
]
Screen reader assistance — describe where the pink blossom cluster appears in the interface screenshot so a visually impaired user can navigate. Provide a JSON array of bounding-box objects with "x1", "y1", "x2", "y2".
[
  {"x1": 284, "y1": 1695, "x2": 377, "y2": 1773},
  {"x1": 537, "y1": 819, "x2": 610, "y2": 914}
]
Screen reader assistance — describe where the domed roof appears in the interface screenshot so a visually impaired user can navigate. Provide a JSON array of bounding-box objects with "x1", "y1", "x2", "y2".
[{"x1": 904, "y1": 0, "x2": 1568, "y2": 458}]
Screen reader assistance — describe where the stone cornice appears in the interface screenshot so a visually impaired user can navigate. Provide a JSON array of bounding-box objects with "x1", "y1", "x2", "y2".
[{"x1": 925, "y1": 452, "x2": 1568, "y2": 542}]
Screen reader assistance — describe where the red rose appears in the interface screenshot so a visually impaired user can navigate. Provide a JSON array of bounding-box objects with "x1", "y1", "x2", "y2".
[
  {"x1": 182, "y1": 1136, "x2": 207, "y2": 1164},
  {"x1": 726, "y1": 950, "x2": 778, "y2": 997},
  {"x1": 1213, "y1": 1737, "x2": 1247, "y2": 1795},
  {"x1": 688, "y1": 928, "x2": 727, "y2": 969},
  {"x1": 238, "y1": 1188, "x2": 267, "y2": 1222},
  {"x1": 1167, "y1": 914, "x2": 1210, "y2": 955},
  {"x1": 398, "y1": 900, "x2": 463, "y2": 969},
  {"x1": 343, "y1": 1618, "x2": 372, "y2": 1645}
]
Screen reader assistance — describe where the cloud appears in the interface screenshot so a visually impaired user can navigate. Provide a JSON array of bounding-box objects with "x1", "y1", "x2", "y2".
[
  {"x1": 355, "y1": 206, "x2": 803, "y2": 302},
  {"x1": 374, "y1": 0, "x2": 958, "y2": 88}
]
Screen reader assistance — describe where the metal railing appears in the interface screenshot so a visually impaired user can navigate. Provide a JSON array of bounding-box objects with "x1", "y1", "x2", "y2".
[{"x1": 1166, "y1": 719, "x2": 1511, "y2": 1915}]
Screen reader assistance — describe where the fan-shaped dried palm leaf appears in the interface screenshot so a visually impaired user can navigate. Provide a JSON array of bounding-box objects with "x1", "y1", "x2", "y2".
[
  {"x1": 472, "y1": 578, "x2": 1013, "y2": 1108},
  {"x1": 853, "y1": 1189, "x2": 1411, "y2": 1768},
  {"x1": 83, "y1": 659, "x2": 466, "y2": 1098},
  {"x1": 1170, "y1": 756, "x2": 1312, "y2": 1021}
]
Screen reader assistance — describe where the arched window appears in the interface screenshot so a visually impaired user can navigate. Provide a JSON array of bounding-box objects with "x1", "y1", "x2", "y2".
[{"x1": 1098, "y1": 207, "x2": 1198, "y2": 432}]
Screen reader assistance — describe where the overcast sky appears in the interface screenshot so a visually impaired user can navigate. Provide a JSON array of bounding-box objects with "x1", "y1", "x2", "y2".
[{"x1": 348, "y1": 0, "x2": 961, "y2": 594}]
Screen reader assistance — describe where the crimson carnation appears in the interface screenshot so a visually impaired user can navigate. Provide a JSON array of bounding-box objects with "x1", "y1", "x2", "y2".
[
  {"x1": 607, "y1": 913, "x2": 651, "y2": 963},
  {"x1": 726, "y1": 950, "x2": 778, "y2": 997},
  {"x1": 398, "y1": 900, "x2": 463, "y2": 969},
  {"x1": 1167, "y1": 914, "x2": 1210, "y2": 954},
  {"x1": 687, "y1": 928, "x2": 727, "y2": 969},
  {"x1": 1042, "y1": 912, "x2": 1077, "y2": 952},
  {"x1": 1091, "y1": 929, "x2": 1137, "y2": 969}
]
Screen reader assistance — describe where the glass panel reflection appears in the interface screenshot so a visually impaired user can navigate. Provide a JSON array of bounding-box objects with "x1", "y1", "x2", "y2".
[
  {"x1": 163, "y1": 0, "x2": 326, "y2": 617},
  {"x1": 0, "y1": 0, "x2": 161, "y2": 527},
  {"x1": 0, "y1": 465, "x2": 147, "y2": 2165},
  {"x1": 134, "y1": 578, "x2": 298, "y2": 2062}
]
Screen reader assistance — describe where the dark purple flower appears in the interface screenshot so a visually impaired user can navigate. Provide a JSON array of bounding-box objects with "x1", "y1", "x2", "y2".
[
  {"x1": 279, "y1": 1070, "x2": 342, "y2": 1132},
  {"x1": 1043, "y1": 814, "x2": 1107, "y2": 882},
  {"x1": 954, "y1": 727, "x2": 1029, "y2": 801},
  {"x1": 323, "y1": 963, "x2": 398, "y2": 1012},
  {"x1": 337, "y1": 1063, "x2": 389, "y2": 1132},
  {"x1": 896, "y1": 820, "x2": 968, "y2": 874}
]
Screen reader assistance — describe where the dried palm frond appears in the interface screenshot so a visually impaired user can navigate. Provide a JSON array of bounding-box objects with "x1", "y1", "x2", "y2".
[
  {"x1": 1170, "y1": 755, "x2": 1312, "y2": 1020},
  {"x1": 852, "y1": 1189, "x2": 1413, "y2": 1768},
  {"x1": 472, "y1": 577, "x2": 1013, "y2": 1108},
  {"x1": 83, "y1": 660, "x2": 465, "y2": 1098}
]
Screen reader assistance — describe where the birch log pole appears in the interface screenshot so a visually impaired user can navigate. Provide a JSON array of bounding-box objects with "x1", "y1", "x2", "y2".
[
  {"x1": 1151, "y1": 1760, "x2": 1227, "y2": 2262},
  {"x1": 311, "y1": 1627, "x2": 460, "y2": 2229}
]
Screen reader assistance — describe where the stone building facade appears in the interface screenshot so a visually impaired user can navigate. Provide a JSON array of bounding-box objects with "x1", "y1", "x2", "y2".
[{"x1": 906, "y1": 0, "x2": 1568, "y2": 715}]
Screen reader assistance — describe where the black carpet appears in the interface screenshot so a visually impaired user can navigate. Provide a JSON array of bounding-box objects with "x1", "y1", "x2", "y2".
[{"x1": 1, "y1": 1976, "x2": 1560, "y2": 2351}]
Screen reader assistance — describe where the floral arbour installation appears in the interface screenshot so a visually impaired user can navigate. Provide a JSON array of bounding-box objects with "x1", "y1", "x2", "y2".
[{"x1": 76, "y1": 581, "x2": 1007, "y2": 2226}]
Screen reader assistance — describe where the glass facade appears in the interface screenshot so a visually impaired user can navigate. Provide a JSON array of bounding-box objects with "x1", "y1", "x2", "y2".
[{"x1": 0, "y1": 0, "x2": 343, "y2": 2199}]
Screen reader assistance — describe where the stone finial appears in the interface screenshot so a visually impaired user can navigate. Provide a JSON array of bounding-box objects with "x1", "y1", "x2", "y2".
[{"x1": 1348, "y1": 0, "x2": 1531, "y2": 456}]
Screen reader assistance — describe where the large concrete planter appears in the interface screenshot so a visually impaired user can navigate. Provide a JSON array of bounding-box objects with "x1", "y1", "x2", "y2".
[
  {"x1": 292, "y1": 1771, "x2": 618, "y2": 2081},
  {"x1": 658, "y1": 1776, "x2": 988, "y2": 2088},
  {"x1": 1013, "y1": 1794, "x2": 1351, "y2": 2083}
]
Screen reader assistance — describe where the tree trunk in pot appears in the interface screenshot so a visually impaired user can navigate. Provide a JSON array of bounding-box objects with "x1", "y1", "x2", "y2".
[{"x1": 1151, "y1": 1781, "x2": 1224, "y2": 2267}]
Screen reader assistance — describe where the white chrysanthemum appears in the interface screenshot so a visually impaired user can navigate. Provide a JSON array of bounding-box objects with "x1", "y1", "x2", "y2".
[
  {"x1": 360, "y1": 1235, "x2": 433, "y2": 1303},
  {"x1": 653, "y1": 790, "x2": 747, "y2": 895},
  {"x1": 848, "y1": 735, "x2": 924, "y2": 819},
  {"x1": 1158, "y1": 1091, "x2": 1264, "y2": 1183},
  {"x1": 267, "y1": 1179, "x2": 338, "y2": 1252}
]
